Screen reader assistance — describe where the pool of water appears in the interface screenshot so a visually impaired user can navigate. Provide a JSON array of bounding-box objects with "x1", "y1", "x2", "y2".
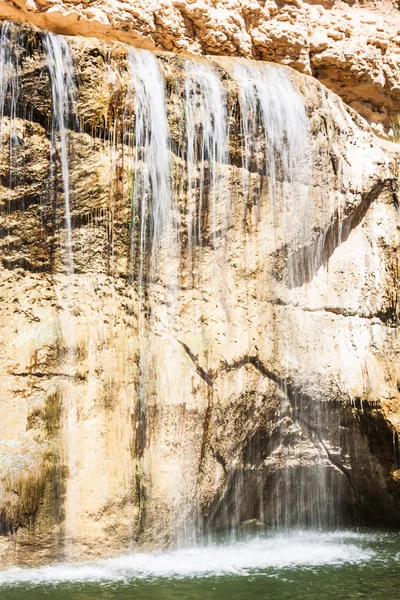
[{"x1": 0, "y1": 531, "x2": 399, "y2": 599}]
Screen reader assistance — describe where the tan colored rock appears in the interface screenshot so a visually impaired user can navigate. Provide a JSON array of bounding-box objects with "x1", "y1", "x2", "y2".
[
  {"x1": 0, "y1": 22, "x2": 399, "y2": 567},
  {"x1": 0, "y1": 1, "x2": 400, "y2": 132}
]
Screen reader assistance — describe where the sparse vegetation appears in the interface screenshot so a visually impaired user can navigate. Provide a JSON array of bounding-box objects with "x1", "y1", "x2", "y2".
[
  {"x1": 44, "y1": 387, "x2": 62, "y2": 437},
  {"x1": 389, "y1": 114, "x2": 400, "y2": 143},
  {"x1": 0, "y1": 452, "x2": 65, "y2": 534}
]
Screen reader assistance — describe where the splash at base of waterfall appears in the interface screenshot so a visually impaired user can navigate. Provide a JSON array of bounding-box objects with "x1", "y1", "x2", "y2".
[
  {"x1": 0, "y1": 531, "x2": 385, "y2": 585},
  {"x1": 1, "y1": 532, "x2": 400, "y2": 600}
]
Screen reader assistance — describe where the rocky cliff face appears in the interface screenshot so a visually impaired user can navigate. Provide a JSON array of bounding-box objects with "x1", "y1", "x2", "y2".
[
  {"x1": 0, "y1": 1, "x2": 399, "y2": 135},
  {"x1": 0, "y1": 20, "x2": 399, "y2": 568}
]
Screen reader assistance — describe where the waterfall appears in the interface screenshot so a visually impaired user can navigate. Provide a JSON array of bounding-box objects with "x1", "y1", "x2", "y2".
[
  {"x1": 0, "y1": 21, "x2": 20, "y2": 237},
  {"x1": 43, "y1": 32, "x2": 78, "y2": 558},
  {"x1": 183, "y1": 60, "x2": 227, "y2": 255},
  {"x1": 227, "y1": 61, "x2": 320, "y2": 531},
  {"x1": 0, "y1": 22, "x2": 17, "y2": 143},
  {"x1": 234, "y1": 62, "x2": 311, "y2": 252},
  {"x1": 125, "y1": 48, "x2": 176, "y2": 549},
  {"x1": 43, "y1": 32, "x2": 76, "y2": 275},
  {"x1": 127, "y1": 48, "x2": 171, "y2": 283},
  {"x1": 0, "y1": 22, "x2": 369, "y2": 564}
]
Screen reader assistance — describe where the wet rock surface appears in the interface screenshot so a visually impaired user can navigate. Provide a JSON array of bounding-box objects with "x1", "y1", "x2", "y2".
[{"x1": 0, "y1": 22, "x2": 399, "y2": 567}]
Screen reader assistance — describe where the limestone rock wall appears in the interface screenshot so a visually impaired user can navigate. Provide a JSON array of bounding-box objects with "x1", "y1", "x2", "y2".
[
  {"x1": 0, "y1": 22, "x2": 399, "y2": 567},
  {"x1": 0, "y1": 1, "x2": 400, "y2": 134}
]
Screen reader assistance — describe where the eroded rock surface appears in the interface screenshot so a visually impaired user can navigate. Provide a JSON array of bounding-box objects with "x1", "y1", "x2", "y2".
[
  {"x1": 0, "y1": 22, "x2": 399, "y2": 567},
  {"x1": 0, "y1": 1, "x2": 400, "y2": 133}
]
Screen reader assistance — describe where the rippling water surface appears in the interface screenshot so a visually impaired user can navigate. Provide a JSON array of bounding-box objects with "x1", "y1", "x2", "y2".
[{"x1": 0, "y1": 531, "x2": 399, "y2": 599}]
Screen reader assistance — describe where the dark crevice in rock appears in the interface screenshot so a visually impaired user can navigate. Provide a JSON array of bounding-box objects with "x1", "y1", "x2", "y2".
[
  {"x1": 0, "y1": 193, "x2": 41, "y2": 213},
  {"x1": 283, "y1": 179, "x2": 389, "y2": 288},
  {"x1": 1, "y1": 257, "x2": 50, "y2": 272},
  {"x1": 179, "y1": 341, "x2": 214, "y2": 386},
  {"x1": 199, "y1": 389, "x2": 213, "y2": 474},
  {"x1": 133, "y1": 465, "x2": 147, "y2": 542},
  {"x1": 271, "y1": 298, "x2": 399, "y2": 328},
  {"x1": 179, "y1": 341, "x2": 215, "y2": 473},
  {"x1": 222, "y1": 355, "x2": 281, "y2": 386},
  {"x1": 179, "y1": 343, "x2": 283, "y2": 390},
  {"x1": 394, "y1": 431, "x2": 400, "y2": 469},
  {"x1": 210, "y1": 444, "x2": 227, "y2": 474},
  {"x1": 11, "y1": 371, "x2": 83, "y2": 380}
]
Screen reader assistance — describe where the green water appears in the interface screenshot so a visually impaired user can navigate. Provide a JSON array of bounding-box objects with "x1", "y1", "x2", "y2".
[{"x1": 0, "y1": 531, "x2": 399, "y2": 600}]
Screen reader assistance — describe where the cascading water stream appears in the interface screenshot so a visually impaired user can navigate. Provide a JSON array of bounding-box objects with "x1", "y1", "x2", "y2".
[
  {"x1": 0, "y1": 22, "x2": 17, "y2": 151},
  {"x1": 173, "y1": 60, "x2": 230, "y2": 544},
  {"x1": 234, "y1": 62, "x2": 311, "y2": 253},
  {"x1": 223, "y1": 61, "x2": 327, "y2": 531},
  {"x1": 0, "y1": 21, "x2": 21, "y2": 247},
  {"x1": 0, "y1": 23, "x2": 11, "y2": 125},
  {"x1": 127, "y1": 48, "x2": 171, "y2": 283},
  {"x1": 43, "y1": 32, "x2": 79, "y2": 558},
  {"x1": 183, "y1": 60, "x2": 227, "y2": 255},
  {"x1": 125, "y1": 48, "x2": 178, "y2": 548},
  {"x1": 43, "y1": 32, "x2": 76, "y2": 276}
]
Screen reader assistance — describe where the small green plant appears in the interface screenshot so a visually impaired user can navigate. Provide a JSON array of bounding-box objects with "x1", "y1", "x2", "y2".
[{"x1": 389, "y1": 114, "x2": 400, "y2": 144}]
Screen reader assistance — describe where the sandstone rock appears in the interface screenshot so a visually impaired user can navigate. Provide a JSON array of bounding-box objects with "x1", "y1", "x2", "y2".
[
  {"x1": 0, "y1": 22, "x2": 399, "y2": 567},
  {"x1": 0, "y1": 1, "x2": 399, "y2": 133}
]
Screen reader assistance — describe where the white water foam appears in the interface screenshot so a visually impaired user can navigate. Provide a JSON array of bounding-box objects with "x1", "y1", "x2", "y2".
[{"x1": 0, "y1": 532, "x2": 374, "y2": 586}]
